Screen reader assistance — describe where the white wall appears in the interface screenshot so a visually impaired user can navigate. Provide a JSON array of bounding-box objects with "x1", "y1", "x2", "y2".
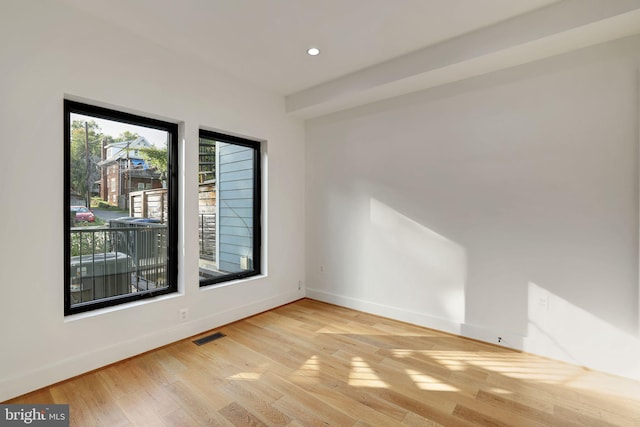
[
  {"x1": 306, "y1": 35, "x2": 640, "y2": 380},
  {"x1": 0, "y1": 1, "x2": 305, "y2": 401}
]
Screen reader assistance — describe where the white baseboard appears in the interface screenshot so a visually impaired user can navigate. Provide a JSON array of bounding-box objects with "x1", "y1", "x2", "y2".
[
  {"x1": 306, "y1": 288, "x2": 528, "y2": 350},
  {"x1": 306, "y1": 288, "x2": 640, "y2": 381},
  {"x1": 1, "y1": 290, "x2": 302, "y2": 402},
  {"x1": 460, "y1": 322, "x2": 525, "y2": 350},
  {"x1": 306, "y1": 288, "x2": 463, "y2": 336}
]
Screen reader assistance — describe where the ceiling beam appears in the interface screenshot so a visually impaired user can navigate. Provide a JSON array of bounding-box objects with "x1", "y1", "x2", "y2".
[{"x1": 286, "y1": 0, "x2": 640, "y2": 119}]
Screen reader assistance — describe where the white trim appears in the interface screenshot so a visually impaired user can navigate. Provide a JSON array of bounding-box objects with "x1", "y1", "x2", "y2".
[
  {"x1": 306, "y1": 288, "x2": 462, "y2": 335},
  {"x1": 306, "y1": 288, "x2": 526, "y2": 350},
  {"x1": 1, "y1": 290, "x2": 301, "y2": 401},
  {"x1": 637, "y1": 66, "x2": 640, "y2": 338}
]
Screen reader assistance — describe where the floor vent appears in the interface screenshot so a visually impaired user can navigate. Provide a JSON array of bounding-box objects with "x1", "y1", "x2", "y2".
[{"x1": 193, "y1": 332, "x2": 226, "y2": 346}]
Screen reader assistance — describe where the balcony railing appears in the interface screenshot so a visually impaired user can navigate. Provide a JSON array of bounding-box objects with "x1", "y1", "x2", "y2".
[{"x1": 69, "y1": 220, "x2": 167, "y2": 305}]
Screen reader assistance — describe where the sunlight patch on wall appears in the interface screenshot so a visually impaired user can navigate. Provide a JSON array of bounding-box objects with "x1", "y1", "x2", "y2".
[
  {"x1": 526, "y1": 282, "x2": 640, "y2": 382},
  {"x1": 348, "y1": 357, "x2": 389, "y2": 388}
]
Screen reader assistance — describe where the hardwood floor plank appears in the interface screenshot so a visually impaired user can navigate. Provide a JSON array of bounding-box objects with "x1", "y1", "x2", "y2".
[
  {"x1": 47, "y1": 383, "x2": 93, "y2": 427},
  {"x1": 475, "y1": 389, "x2": 554, "y2": 422},
  {"x1": 163, "y1": 380, "x2": 232, "y2": 426},
  {"x1": 219, "y1": 402, "x2": 268, "y2": 427},
  {"x1": 373, "y1": 387, "x2": 473, "y2": 426},
  {"x1": 4, "y1": 387, "x2": 53, "y2": 404},
  {"x1": 161, "y1": 407, "x2": 203, "y2": 427},
  {"x1": 96, "y1": 358, "x2": 156, "y2": 399},
  {"x1": 4, "y1": 298, "x2": 639, "y2": 426},
  {"x1": 216, "y1": 380, "x2": 291, "y2": 426},
  {"x1": 553, "y1": 402, "x2": 637, "y2": 427},
  {"x1": 264, "y1": 371, "x2": 357, "y2": 427},
  {"x1": 115, "y1": 389, "x2": 171, "y2": 427},
  {"x1": 401, "y1": 411, "x2": 445, "y2": 427},
  {"x1": 67, "y1": 374, "x2": 130, "y2": 426},
  {"x1": 133, "y1": 350, "x2": 182, "y2": 387},
  {"x1": 452, "y1": 404, "x2": 514, "y2": 427},
  {"x1": 295, "y1": 373, "x2": 407, "y2": 426}
]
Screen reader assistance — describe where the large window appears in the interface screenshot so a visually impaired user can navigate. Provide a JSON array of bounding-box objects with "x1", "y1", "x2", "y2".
[
  {"x1": 64, "y1": 100, "x2": 178, "y2": 315},
  {"x1": 199, "y1": 130, "x2": 261, "y2": 286}
]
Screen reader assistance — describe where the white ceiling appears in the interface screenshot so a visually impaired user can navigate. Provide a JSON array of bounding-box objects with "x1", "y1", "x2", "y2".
[
  {"x1": 61, "y1": 0, "x2": 640, "y2": 118},
  {"x1": 61, "y1": 0, "x2": 559, "y2": 93}
]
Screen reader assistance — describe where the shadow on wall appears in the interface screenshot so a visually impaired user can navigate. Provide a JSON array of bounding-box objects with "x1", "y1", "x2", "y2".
[
  {"x1": 366, "y1": 198, "x2": 466, "y2": 329},
  {"x1": 363, "y1": 197, "x2": 639, "y2": 380},
  {"x1": 526, "y1": 282, "x2": 640, "y2": 380},
  {"x1": 310, "y1": 181, "x2": 639, "y2": 379}
]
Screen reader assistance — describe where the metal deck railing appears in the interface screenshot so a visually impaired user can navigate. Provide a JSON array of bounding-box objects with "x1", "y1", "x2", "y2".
[{"x1": 69, "y1": 220, "x2": 168, "y2": 305}]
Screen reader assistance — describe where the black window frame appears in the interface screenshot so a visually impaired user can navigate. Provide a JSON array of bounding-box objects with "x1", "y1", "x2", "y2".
[
  {"x1": 199, "y1": 129, "x2": 262, "y2": 286},
  {"x1": 64, "y1": 100, "x2": 179, "y2": 315}
]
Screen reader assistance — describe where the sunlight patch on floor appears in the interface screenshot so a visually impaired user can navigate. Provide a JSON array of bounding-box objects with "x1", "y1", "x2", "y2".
[
  {"x1": 413, "y1": 350, "x2": 579, "y2": 382},
  {"x1": 288, "y1": 355, "x2": 321, "y2": 385},
  {"x1": 227, "y1": 372, "x2": 261, "y2": 381},
  {"x1": 298, "y1": 355, "x2": 321, "y2": 375},
  {"x1": 391, "y1": 349, "x2": 413, "y2": 358},
  {"x1": 349, "y1": 357, "x2": 389, "y2": 388},
  {"x1": 405, "y1": 369, "x2": 459, "y2": 391},
  {"x1": 391, "y1": 348, "x2": 463, "y2": 371},
  {"x1": 486, "y1": 387, "x2": 514, "y2": 395}
]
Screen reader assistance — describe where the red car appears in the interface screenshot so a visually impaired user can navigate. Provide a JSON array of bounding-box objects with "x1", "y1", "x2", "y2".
[{"x1": 71, "y1": 206, "x2": 95, "y2": 222}]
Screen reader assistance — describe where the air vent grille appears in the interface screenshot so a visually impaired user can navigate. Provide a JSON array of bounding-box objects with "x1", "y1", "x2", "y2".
[{"x1": 193, "y1": 331, "x2": 226, "y2": 346}]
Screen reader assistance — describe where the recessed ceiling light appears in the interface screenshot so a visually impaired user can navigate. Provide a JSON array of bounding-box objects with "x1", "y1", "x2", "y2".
[{"x1": 307, "y1": 47, "x2": 320, "y2": 56}]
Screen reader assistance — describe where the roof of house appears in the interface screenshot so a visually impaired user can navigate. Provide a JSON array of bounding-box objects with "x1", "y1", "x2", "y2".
[{"x1": 99, "y1": 137, "x2": 152, "y2": 166}]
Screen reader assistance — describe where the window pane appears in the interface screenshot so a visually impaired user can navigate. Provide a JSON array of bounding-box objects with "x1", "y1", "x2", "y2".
[
  {"x1": 199, "y1": 131, "x2": 260, "y2": 285},
  {"x1": 65, "y1": 101, "x2": 177, "y2": 314}
]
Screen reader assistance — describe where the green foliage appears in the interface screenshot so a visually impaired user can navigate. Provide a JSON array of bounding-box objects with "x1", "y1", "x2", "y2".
[
  {"x1": 96, "y1": 200, "x2": 112, "y2": 209},
  {"x1": 70, "y1": 224, "x2": 108, "y2": 257},
  {"x1": 90, "y1": 197, "x2": 122, "y2": 210},
  {"x1": 70, "y1": 120, "x2": 103, "y2": 205},
  {"x1": 139, "y1": 144, "x2": 168, "y2": 175},
  {"x1": 113, "y1": 130, "x2": 140, "y2": 142}
]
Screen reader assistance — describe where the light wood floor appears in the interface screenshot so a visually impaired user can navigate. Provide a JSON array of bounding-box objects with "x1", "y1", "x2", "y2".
[{"x1": 6, "y1": 298, "x2": 640, "y2": 426}]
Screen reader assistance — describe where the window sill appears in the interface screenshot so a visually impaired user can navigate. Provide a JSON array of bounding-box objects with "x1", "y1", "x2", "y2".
[
  {"x1": 63, "y1": 292, "x2": 181, "y2": 323},
  {"x1": 199, "y1": 273, "x2": 267, "y2": 291}
]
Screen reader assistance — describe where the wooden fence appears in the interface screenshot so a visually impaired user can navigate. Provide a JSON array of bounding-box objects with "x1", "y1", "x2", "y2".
[
  {"x1": 129, "y1": 189, "x2": 168, "y2": 222},
  {"x1": 199, "y1": 184, "x2": 216, "y2": 261}
]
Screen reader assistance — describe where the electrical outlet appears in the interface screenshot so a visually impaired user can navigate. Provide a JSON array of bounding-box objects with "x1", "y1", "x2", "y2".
[
  {"x1": 179, "y1": 308, "x2": 189, "y2": 322},
  {"x1": 298, "y1": 280, "x2": 303, "y2": 290}
]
